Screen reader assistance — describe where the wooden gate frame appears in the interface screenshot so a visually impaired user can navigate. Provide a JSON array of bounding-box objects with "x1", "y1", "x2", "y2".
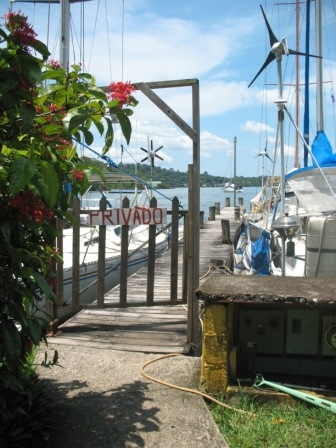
[{"x1": 132, "y1": 80, "x2": 200, "y2": 355}]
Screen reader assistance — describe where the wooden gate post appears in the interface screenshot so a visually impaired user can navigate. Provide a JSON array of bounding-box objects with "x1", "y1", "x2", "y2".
[
  {"x1": 72, "y1": 197, "x2": 80, "y2": 312},
  {"x1": 170, "y1": 196, "x2": 179, "y2": 305},
  {"x1": 120, "y1": 197, "x2": 130, "y2": 307},
  {"x1": 97, "y1": 196, "x2": 107, "y2": 308},
  {"x1": 146, "y1": 196, "x2": 157, "y2": 306}
]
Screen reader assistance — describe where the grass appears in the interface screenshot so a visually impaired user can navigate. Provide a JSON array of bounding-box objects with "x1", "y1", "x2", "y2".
[{"x1": 208, "y1": 386, "x2": 336, "y2": 448}]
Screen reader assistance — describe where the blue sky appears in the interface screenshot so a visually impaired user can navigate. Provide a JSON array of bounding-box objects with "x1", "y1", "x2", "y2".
[{"x1": 4, "y1": 0, "x2": 336, "y2": 178}]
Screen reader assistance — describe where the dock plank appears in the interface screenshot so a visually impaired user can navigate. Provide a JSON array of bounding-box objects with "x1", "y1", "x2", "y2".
[{"x1": 50, "y1": 209, "x2": 240, "y2": 353}]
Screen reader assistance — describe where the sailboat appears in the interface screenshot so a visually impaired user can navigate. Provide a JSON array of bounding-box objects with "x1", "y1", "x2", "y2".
[
  {"x1": 221, "y1": 137, "x2": 243, "y2": 194},
  {"x1": 222, "y1": 182, "x2": 243, "y2": 193},
  {"x1": 234, "y1": 1, "x2": 336, "y2": 277}
]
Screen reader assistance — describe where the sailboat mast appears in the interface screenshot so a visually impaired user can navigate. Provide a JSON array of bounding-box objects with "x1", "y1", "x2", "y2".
[
  {"x1": 295, "y1": 0, "x2": 300, "y2": 168},
  {"x1": 233, "y1": 136, "x2": 237, "y2": 207},
  {"x1": 303, "y1": 0, "x2": 311, "y2": 167},
  {"x1": 60, "y1": 0, "x2": 70, "y2": 71},
  {"x1": 315, "y1": 0, "x2": 324, "y2": 131}
]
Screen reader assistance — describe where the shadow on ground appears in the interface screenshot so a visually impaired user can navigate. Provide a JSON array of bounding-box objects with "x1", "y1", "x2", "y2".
[{"x1": 42, "y1": 377, "x2": 160, "y2": 448}]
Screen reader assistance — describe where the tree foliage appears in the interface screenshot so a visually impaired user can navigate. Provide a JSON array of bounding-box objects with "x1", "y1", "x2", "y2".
[
  {"x1": 84, "y1": 159, "x2": 263, "y2": 189},
  {"x1": 0, "y1": 11, "x2": 137, "y2": 445}
]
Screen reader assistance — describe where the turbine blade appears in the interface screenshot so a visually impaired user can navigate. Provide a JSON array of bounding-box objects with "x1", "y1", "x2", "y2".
[
  {"x1": 287, "y1": 48, "x2": 322, "y2": 59},
  {"x1": 155, "y1": 155, "x2": 164, "y2": 161},
  {"x1": 140, "y1": 147, "x2": 148, "y2": 153},
  {"x1": 266, "y1": 153, "x2": 273, "y2": 162},
  {"x1": 260, "y1": 5, "x2": 278, "y2": 47},
  {"x1": 155, "y1": 146, "x2": 163, "y2": 153},
  {"x1": 141, "y1": 157, "x2": 148, "y2": 163},
  {"x1": 248, "y1": 52, "x2": 275, "y2": 88}
]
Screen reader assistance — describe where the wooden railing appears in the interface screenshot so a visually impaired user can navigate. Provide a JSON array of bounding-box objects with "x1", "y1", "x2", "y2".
[{"x1": 52, "y1": 196, "x2": 188, "y2": 322}]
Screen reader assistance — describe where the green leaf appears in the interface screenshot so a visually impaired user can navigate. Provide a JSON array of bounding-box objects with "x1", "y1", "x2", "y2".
[
  {"x1": 9, "y1": 158, "x2": 37, "y2": 195},
  {"x1": 66, "y1": 143, "x2": 77, "y2": 161},
  {"x1": 78, "y1": 126, "x2": 94, "y2": 146},
  {"x1": 0, "y1": 69, "x2": 20, "y2": 92},
  {"x1": 102, "y1": 117, "x2": 113, "y2": 155},
  {"x1": 63, "y1": 111, "x2": 89, "y2": 134},
  {"x1": 42, "y1": 68, "x2": 65, "y2": 81},
  {"x1": 39, "y1": 122, "x2": 64, "y2": 135},
  {"x1": 87, "y1": 86, "x2": 108, "y2": 101},
  {"x1": 29, "y1": 38, "x2": 50, "y2": 60},
  {"x1": 17, "y1": 54, "x2": 42, "y2": 84},
  {"x1": 32, "y1": 161, "x2": 59, "y2": 208},
  {"x1": 28, "y1": 319, "x2": 42, "y2": 345},
  {"x1": 1, "y1": 320, "x2": 22, "y2": 359},
  {"x1": 0, "y1": 221, "x2": 11, "y2": 244},
  {"x1": 26, "y1": 270, "x2": 55, "y2": 300},
  {"x1": 127, "y1": 95, "x2": 139, "y2": 108},
  {"x1": 39, "y1": 84, "x2": 64, "y2": 96},
  {"x1": 116, "y1": 112, "x2": 132, "y2": 145},
  {"x1": 93, "y1": 120, "x2": 105, "y2": 136},
  {"x1": 19, "y1": 103, "x2": 36, "y2": 125}
]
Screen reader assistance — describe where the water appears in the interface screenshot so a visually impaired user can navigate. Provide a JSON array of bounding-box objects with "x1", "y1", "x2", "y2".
[
  {"x1": 155, "y1": 187, "x2": 260, "y2": 219},
  {"x1": 83, "y1": 186, "x2": 261, "y2": 221}
]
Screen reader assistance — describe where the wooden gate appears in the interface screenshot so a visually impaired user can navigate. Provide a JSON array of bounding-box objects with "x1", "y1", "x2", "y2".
[{"x1": 51, "y1": 195, "x2": 188, "y2": 323}]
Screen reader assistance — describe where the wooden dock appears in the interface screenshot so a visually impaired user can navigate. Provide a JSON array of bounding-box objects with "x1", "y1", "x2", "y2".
[{"x1": 48, "y1": 208, "x2": 240, "y2": 353}]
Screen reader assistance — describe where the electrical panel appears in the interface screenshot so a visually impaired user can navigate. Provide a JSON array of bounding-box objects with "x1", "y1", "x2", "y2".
[
  {"x1": 286, "y1": 310, "x2": 319, "y2": 355},
  {"x1": 322, "y1": 316, "x2": 336, "y2": 356},
  {"x1": 239, "y1": 310, "x2": 284, "y2": 354}
]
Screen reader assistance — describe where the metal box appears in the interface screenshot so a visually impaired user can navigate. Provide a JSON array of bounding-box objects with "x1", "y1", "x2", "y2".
[
  {"x1": 286, "y1": 310, "x2": 319, "y2": 355},
  {"x1": 239, "y1": 310, "x2": 284, "y2": 354}
]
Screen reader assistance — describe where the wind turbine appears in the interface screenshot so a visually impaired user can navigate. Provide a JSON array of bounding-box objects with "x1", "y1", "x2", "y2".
[
  {"x1": 256, "y1": 140, "x2": 273, "y2": 189},
  {"x1": 140, "y1": 138, "x2": 164, "y2": 196},
  {"x1": 249, "y1": 5, "x2": 320, "y2": 213},
  {"x1": 140, "y1": 139, "x2": 164, "y2": 167}
]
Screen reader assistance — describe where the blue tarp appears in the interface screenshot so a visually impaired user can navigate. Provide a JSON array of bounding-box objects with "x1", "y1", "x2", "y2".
[
  {"x1": 251, "y1": 230, "x2": 271, "y2": 275},
  {"x1": 312, "y1": 130, "x2": 336, "y2": 166}
]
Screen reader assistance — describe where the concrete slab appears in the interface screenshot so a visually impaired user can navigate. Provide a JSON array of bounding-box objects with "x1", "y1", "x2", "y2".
[{"x1": 37, "y1": 343, "x2": 229, "y2": 448}]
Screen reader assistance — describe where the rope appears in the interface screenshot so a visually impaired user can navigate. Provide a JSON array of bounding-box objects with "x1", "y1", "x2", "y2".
[{"x1": 199, "y1": 263, "x2": 232, "y2": 281}]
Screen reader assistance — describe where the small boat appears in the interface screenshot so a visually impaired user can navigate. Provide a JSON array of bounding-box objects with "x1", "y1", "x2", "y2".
[{"x1": 221, "y1": 182, "x2": 243, "y2": 193}]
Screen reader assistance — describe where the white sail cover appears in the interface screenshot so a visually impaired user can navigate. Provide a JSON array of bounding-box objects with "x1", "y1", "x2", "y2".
[{"x1": 286, "y1": 166, "x2": 336, "y2": 214}]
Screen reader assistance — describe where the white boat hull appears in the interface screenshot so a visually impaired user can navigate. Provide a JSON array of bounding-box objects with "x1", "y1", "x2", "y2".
[{"x1": 52, "y1": 225, "x2": 168, "y2": 320}]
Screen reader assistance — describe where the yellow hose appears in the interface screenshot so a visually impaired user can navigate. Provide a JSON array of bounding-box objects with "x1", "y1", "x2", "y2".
[{"x1": 140, "y1": 353, "x2": 256, "y2": 416}]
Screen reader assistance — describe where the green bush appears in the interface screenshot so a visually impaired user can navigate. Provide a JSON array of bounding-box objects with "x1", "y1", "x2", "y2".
[{"x1": 0, "y1": 10, "x2": 137, "y2": 444}]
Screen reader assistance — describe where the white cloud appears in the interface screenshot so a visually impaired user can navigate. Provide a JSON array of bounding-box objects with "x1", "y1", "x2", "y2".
[{"x1": 241, "y1": 120, "x2": 275, "y2": 134}]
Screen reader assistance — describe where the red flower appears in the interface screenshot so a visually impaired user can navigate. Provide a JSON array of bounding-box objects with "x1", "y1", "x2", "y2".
[
  {"x1": 71, "y1": 169, "x2": 85, "y2": 182},
  {"x1": 48, "y1": 59, "x2": 62, "y2": 70},
  {"x1": 4, "y1": 11, "x2": 37, "y2": 51},
  {"x1": 10, "y1": 190, "x2": 53, "y2": 223},
  {"x1": 107, "y1": 81, "x2": 135, "y2": 107}
]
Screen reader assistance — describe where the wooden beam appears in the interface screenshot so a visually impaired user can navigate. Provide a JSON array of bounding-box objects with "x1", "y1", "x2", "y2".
[{"x1": 132, "y1": 82, "x2": 197, "y2": 142}]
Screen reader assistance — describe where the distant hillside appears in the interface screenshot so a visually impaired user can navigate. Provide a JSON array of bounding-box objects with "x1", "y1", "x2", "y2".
[{"x1": 82, "y1": 157, "x2": 263, "y2": 188}]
